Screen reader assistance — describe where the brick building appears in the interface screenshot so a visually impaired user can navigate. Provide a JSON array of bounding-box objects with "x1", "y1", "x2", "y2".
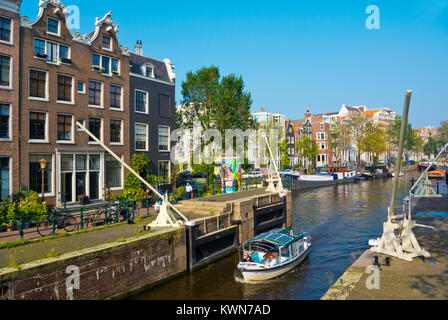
[
  {"x1": 129, "y1": 42, "x2": 175, "y2": 183},
  {"x1": 19, "y1": 1, "x2": 130, "y2": 207},
  {"x1": 311, "y1": 114, "x2": 332, "y2": 167},
  {"x1": 0, "y1": 0, "x2": 21, "y2": 200}
]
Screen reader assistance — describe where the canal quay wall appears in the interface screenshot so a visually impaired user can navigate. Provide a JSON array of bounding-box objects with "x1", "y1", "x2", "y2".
[
  {"x1": 321, "y1": 196, "x2": 448, "y2": 300},
  {"x1": 0, "y1": 188, "x2": 290, "y2": 299},
  {"x1": 0, "y1": 228, "x2": 187, "y2": 300}
]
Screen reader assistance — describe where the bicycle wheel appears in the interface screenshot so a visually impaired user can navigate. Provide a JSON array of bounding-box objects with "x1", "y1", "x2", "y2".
[
  {"x1": 37, "y1": 220, "x2": 53, "y2": 237},
  {"x1": 63, "y1": 215, "x2": 78, "y2": 232}
]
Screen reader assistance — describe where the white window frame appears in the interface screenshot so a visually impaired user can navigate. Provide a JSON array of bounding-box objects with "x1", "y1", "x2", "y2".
[
  {"x1": 109, "y1": 84, "x2": 124, "y2": 111},
  {"x1": 77, "y1": 81, "x2": 85, "y2": 94},
  {"x1": 88, "y1": 80, "x2": 104, "y2": 109},
  {"x1": 56, "y1": 113, "x2": 75, "y2": 144},
  {"x1": 28, "y1": 110, "x2": 49, "y2": 144},
  {"x1": 0, "y1": 15, "x2": 13, "y2": 45},
  {"x1": 46, "y1": 17, "x2": 60, "y2": 37},
  {"x1": 134, "y1": 89, "x2": 149, "y2": 114},
  {"x1": 110, "y1": 118, "x2": 123, "y2": 145},
  {"x1": 33, "y1": 37, "x2": 71, "y2": 65},
  {"x1": 92, "y1": 53, "x2": 119, "y2": 76},
  {"x1": 101, "y1": 35, "x2": 112, "y2": 51},
  {"x1": 105, "y1": 154, "x2": 123, "y2": 191},
  {"x1": 0, "y1": 54, "x2": 12, "y2": 90},
  {"x1": 158, "y1": 125, "x2": 170, "y2": 152},
  {"x1": 28, "y1": 68, "x2": 49, "y2": 101},
  {"x1": 56, "y1": 73, "x2": 75, "y2": 105},
  {"x1": 30, "y1": 153, "x2": 55, "y2": 197},
  {"x1": 88, "y1": 116, "x2": 103, "y2": 144},
  {"x1": 158, "y1": 160, "x2": 171, "y2": 183},
  {"x1": 0, "y1": 103, "x2": 11, "y2": 141},
  {"x1": 135, "y1": 123, "x2": 149, "y2": 151},
  {"x1": 142, "y1": 63, "x2": 154, "y2": 78},
  {"x1": 76, "y1": 119, "x2": 85, "y2": 131}
]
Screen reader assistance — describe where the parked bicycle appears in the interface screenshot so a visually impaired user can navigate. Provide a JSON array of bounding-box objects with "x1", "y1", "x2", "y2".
[{"x1": 36, "y1": 205, "x2": 120, "y2": 237}]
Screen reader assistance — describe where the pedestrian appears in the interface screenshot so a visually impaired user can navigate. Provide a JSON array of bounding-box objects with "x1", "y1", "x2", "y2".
[{"x1": 185, "y1": 182, "x2": 193, "y2": 199}]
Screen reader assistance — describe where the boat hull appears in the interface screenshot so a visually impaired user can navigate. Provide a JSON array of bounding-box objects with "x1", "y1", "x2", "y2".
[{"x1": 239, "y1": 247, "x2": 310, "y2": 282}]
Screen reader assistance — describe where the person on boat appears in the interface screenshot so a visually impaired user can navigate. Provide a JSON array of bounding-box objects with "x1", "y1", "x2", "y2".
[
  {"x1": 241, "y1": 253, "x2": 253, "y2": 262},
  {"x1": 267, "y1": 255, "x2": 277, "y2": 267}
]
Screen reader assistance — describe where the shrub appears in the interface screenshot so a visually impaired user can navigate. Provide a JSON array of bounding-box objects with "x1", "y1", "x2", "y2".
[
  {"x1": 1, "y1": 188, "x2": 48, "y2": 226},
  {"x1": 0, "y1": 199, "x2": 15, "y2": 227}
]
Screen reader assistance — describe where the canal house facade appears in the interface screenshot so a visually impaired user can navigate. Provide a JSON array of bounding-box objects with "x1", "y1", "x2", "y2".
[
  {"x1": 0, "y1": 0, "x2": 21, "y2": 200},
  {"x1": 129, "y1": 43, "x2": 175, "y2": 183},
  {"x1": 19, "y1": 0, "x2": 130, "y2": 207}
]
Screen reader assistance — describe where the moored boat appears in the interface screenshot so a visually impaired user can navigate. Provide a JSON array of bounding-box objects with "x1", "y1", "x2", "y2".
[{"x1": 236, "y1": 228, "x2": 311, "y2": 282}]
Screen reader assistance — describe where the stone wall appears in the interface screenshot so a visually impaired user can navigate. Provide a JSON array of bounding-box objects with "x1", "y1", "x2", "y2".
[{"x1": 0, "y1": 228, "x2": 186, "y2": 300}]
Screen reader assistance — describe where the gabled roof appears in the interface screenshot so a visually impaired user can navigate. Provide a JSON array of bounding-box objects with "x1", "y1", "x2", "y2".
[{"x1": 129, "y1": 53, "x2": 172, "y2": 83}]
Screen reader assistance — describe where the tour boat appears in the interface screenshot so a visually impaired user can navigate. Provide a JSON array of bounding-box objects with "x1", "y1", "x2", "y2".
[
  {"x1": 236, "y1": 228, "x2": 311, "y2": 282},
  {"x1": 428, "y1": 170, "x2": 445, "y2": 179},
  {"x1": 299, "y1": 166, "x2": 357, "y2": 182}
]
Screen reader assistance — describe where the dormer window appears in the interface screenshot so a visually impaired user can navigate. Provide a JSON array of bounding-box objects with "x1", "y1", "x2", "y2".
[
  {"x1": 102, "y1": 35, "x2": 111, "y2": 50},
  {"x1": 47, "y1": 17, "x2": 59, "y2": 36},
  {"x1": 143, "y1": 64, "x2": 154, "y2": 78}
]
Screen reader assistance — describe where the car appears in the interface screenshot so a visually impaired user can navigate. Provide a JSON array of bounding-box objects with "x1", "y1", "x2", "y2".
[
  {"x1": 192, "y1": 172, "x2": 207, "y2": 178},
  {"x1": 242, "y1": 171, "x2": 264, "y2": 179},
  {"x1": 177, "y1": 171, "x2": 193, "y2": 179}
]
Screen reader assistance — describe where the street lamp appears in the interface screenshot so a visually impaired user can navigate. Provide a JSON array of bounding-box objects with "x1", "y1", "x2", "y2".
[{"x1": 39, "y1": 158, "x2": 47, "y2": 200}]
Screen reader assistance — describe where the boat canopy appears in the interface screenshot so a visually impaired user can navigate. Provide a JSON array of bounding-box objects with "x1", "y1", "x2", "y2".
[{"x1": 244, "y1": 228, "x2": 305, "y2": 247}]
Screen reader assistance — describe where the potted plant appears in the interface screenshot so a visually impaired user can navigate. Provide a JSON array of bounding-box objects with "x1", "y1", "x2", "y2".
[
  {"x1": 91, "y1": 65, "x2": 101, "y2": 71},
  {"x1": 78, "y1": 194, "x2": 89, "y2": 205},
  {"x1": 112, "y1": 70, "x2": 119, "y2": 75},
  {"x1": 34, "y1": 52, "x2": 48, "y2": 59},
  {"x1": 59, "y1": 57, "x2": 72, "y2": 64}
]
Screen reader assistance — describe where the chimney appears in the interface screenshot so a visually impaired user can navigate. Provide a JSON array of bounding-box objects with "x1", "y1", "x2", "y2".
[{"x1": 134, "y1": 40, "x2": 143, "y2": 55}]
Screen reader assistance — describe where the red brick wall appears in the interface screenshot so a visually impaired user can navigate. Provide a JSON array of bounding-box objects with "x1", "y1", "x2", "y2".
[
  {"x1": 0, "y1": 8, "x2": 20, "y2": 196},
  {"x1": 19, "y1": 4, "x2": 130, "y2": 206}
]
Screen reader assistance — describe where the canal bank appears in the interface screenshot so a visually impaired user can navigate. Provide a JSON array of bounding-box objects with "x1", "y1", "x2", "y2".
[
  {"x1": 0, "y1": 188, "x2": 290, "y2": 299},
  {"x1": 321, "y1": 196, "x2": 448, "y2": 300}
]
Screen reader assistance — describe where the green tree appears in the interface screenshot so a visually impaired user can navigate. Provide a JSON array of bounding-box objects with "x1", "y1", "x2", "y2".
[
  {"x1": 386, "y1": 117, "x2": 416, "y2": 153},
  {"x1": 360, "y1": 122, "x2": 387, "y2": 162},
  {"x1": 345, "y1": 112, "x2": 369, "y2": 164},
  {"x1": 296, "y1": 135, "x2": 318, "y2": 172},
  {"x1": 279, "y1": 139, "x2": 290, "y2": 169},
  {"x1": 330, "y1": 121, "x2": 352, "y2": 166},
  {"x1": 121, "y1": 153, "x2": 162, "y2": 201},
  {"x1": 424, "y1": 136, "x2": 439, "y2": 158},
  {"x1": 412, "y1": 135, "x2": 425, "y2": 161},
  {"x1": 438, "y1": 120, "x2": 448, "y2": 144},
  {"x1": 178, "y1": 66, "x2": 257, "y2": 192}
]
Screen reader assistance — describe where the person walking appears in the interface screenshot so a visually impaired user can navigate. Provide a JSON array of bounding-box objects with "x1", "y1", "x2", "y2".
[{"x1": 185, "y1": 182, "x2": 193, "y2": 199}]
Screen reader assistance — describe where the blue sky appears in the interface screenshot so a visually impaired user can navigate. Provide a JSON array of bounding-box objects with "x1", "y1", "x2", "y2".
[{"x1": 22, "y1": 0, "x2": 448, "y2": 128}]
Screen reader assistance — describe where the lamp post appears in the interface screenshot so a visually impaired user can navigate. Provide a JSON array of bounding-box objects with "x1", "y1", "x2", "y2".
[{"x1": 39, "y1": 158, "x2": 47, "y2": 201}]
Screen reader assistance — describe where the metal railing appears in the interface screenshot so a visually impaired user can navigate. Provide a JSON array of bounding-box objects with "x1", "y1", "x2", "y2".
[
  {"x1": 177, "y1": 178, "x2": 266, "y2": 200},
  {"x1": 410, "y1": 178, "x2": 448, "y2": 196},
  {"x1": 0, "y1": 200, "x2": 138, "y2": 242}
]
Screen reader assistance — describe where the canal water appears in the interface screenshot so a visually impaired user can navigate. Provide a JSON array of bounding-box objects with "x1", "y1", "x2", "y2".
[{"x1": 132, "y1": 173, "x2": 417, "y2": 300}]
